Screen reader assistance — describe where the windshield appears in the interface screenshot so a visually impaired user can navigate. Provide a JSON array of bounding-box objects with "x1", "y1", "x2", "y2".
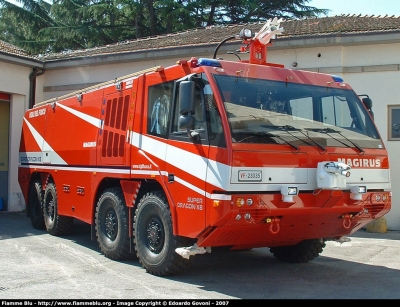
[{"x1": 214, "y1": 75, "x2": 382, "y2": 149}]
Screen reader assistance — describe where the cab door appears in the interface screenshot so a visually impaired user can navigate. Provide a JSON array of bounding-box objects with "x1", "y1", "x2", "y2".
[{"x1": 165, "y1": 80, "x2": 209, "y2": 237}]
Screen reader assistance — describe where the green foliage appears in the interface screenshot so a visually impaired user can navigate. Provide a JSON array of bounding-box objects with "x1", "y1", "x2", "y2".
[{"x1": 0, "y1": 0, "x2": 328, "y2": 55}]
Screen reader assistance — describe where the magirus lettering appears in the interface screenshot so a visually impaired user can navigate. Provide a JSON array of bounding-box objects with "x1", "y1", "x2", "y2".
[{"x1": 338, "y1": 158, "x2": 381, "y2": 168}]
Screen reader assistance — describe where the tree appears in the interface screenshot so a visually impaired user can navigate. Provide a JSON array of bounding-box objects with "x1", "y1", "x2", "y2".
[
  {"x1": 0, "y1": 0, "x2": 56, "y2": 54},
  {"x1": 0, "y1": 0, "x2": 329, "y2": 55}
]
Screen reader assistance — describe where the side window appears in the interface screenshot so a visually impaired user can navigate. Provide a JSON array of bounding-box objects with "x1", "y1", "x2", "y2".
[
  {"x1": 169, "y1": 75, "x2": 226, "y2": 148},
  {"x1": 204, "y1": 84, "x2": 225, "y2": 147},
  {"x1": 194, "y1": 87, "x2": 204, "y2": 130},
  {"x1": 148, "y1": 82, "x2": 173, "y2": 138},
  {"x1": 321, "y1": 96, "x2": 367, "y2": 133},
  {"x1": 321, "y1": 96, "x2": 352, "y2": 127}
]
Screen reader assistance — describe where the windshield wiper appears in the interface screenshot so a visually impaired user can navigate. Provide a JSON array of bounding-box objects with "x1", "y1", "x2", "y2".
[
  {"x1": 307, "y1": 127, "x2": 364, "y2": 153},
  {"x1": 262, "y1": 125, "x2": 326, "y2": 151},
  {"x1": 236, "y1": 131, "x2": 299, "y2": 151}
]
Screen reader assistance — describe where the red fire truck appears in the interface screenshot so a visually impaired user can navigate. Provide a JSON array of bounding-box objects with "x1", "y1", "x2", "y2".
[{"x1": 18, "y1": 19, "x2": 391, "y2": 276}]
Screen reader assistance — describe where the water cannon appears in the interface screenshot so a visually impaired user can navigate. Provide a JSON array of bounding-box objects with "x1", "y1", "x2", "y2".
[
  {"x1": 323, "y1": 162, "x2": 351, "y2": 177},
  {"x1": 254, "y1": 17, "x2": 284, "y2": 45},
  {"x1": 212, "y1": 17, "x2": 284, "y2": 65},
  {"x1": 316, "y1": 161, "x2": 351, "y2": 189},
  {"x1": 246, "y1": 18, "x2": 284, "y2": 65}
]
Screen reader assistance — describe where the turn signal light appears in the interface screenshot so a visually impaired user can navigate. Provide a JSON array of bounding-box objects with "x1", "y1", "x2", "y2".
[
  {"x1": 236, "y1": 198, "x2": 245, "y2": 207},
  {"x1": 235, "y1": 198, "x2": 254, "y2": 207}
]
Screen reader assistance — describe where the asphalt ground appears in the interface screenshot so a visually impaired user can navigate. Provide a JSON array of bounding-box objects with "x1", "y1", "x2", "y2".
[{"x1": 1, "y1": 211, "x2": 400, "y2": 300}]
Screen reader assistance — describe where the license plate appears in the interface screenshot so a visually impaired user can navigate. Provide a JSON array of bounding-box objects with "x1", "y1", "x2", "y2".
[{"x1": 238, "y1": 170, "x2": 262, "y2": 182}]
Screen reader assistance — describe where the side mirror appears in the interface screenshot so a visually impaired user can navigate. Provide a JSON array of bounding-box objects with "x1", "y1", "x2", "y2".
[
  {"x1": 178, "y1": 80, "x2": 199, "y2": 141},
  {"x1": 178, "y1": 116, "x2": 194, "y2": 131},
  {"x1": 362, "y1": 97, "x2": 372, "y2": 109},
  {"x1": 179, "y1": 81, "x2": 195, "y2": 115},
  {"x1": 362, "y1": 97, "x2": 374, "y2": 119}
]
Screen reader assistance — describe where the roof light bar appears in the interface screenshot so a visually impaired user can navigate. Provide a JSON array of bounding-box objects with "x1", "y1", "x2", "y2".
[
  {"x1": 331, "y1": 75, "x2": 344, "y2": 82},
  {"x1": 197, "y1": 58, "x2": 222, "y2": 68}
]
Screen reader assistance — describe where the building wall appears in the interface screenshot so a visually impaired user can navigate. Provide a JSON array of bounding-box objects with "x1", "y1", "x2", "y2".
[
  {"x1": 40, "y1": 56, "x2": 201, "y2": 101},
  {"x1": 0, "y1": 99, "x2": 10, "y2": 210},
  {"x1": 25, "y1": 40, "x2": 400, "y2": 230},
  {"x1": 9, "y1": 94, "x2": 29, "y2": 212},
  {"x1": 0, "y1": 62, "x2": 31, "y2": 212},
  {"x1": 345, "y1": 70, "x2": 400, "y2": 230}
]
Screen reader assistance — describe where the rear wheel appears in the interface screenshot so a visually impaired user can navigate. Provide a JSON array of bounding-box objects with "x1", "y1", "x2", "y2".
[
  {"x1": 134, "y1": 190, "x2": 192, "y2": 276},
  {"x1": 28, "y1": 179, "x2": 45, "y2": 230},
  {"x1": 95, "y1": 187, "x2": 132, "y2": 260},
  {"x1": 43, "y1": 182, "x2": 74, "y2": 236},
  {"x1": 270, "y1": 239, "x2": 326, "y2": 263}
]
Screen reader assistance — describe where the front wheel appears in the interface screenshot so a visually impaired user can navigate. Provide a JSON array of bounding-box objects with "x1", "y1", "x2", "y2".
[
  {"x1": 134, "y1": 190, "x2": 192, "y2": 276},
  {"x1": 270, "y1": 239, "x2": 326, "y2": 263}
]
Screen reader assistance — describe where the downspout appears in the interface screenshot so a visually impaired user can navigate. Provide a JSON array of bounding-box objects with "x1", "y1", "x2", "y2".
[{"x1": 29, "y1": 67, "x2": 45, "y2": 109}]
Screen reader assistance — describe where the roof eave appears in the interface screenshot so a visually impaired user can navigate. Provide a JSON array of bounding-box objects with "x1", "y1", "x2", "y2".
[
  {"x1": 42, "y1": 31, "x2": 400, "y2": 70},
  {"x1": 0, "y1": 51, "x2": 44, "y2": 68},
  {"x1": 273, "y1": 30, "x2": 400, "y2": 49}
]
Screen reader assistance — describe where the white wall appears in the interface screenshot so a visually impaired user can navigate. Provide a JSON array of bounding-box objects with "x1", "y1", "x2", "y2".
[
  {"x1": 343, "y1": 43, "x2": 400, "y2": 66},
  {"x1": 0, "y1": 62, "x2": 31, "y2": 94},
  {"x1": 40, "y1": 57, "x2": 186, "y2": 101},
  {"x1": 345, "y1": 70, "x2": 400, "y2": 230},
  {"x1": 9, "y1": 94, "x2": 28, "y2": 212},
  {"x1": 272, "y1": 45, "x2": 344, "y2": 70},
  {"x1": 0, "y1": 62, "x2": 30, "y2": 212}
]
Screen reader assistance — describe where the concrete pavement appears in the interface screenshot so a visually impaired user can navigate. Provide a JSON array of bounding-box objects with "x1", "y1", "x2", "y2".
[{"x1": 1, "y1": 211, "x2": 400, "y2": 299}]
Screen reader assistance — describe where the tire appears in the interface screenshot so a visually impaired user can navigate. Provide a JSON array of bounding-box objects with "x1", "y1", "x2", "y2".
[
  {"x1": 95, "y1": 187, "x2": 132, "y2": 260},
  {"x1": 270, "y1": 239, "x2": 326, "y2": 263},
  {"x1": 43, "y1": 182, "x2": 74, "y2": 236},
  {"x1": 28, "y1": 179, "x2": 45, "y2": 230},
  {"x1": 133, "y1": 190, "x2": 193, "y2": 276}
]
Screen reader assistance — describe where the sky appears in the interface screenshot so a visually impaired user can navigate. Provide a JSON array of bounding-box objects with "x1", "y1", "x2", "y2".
[
  {"x1": 309, "y1": 0, "x2": 400, "y2": 17},
  {"x1": 4, "y1": 0, "x2": 400, "y2": 17}
]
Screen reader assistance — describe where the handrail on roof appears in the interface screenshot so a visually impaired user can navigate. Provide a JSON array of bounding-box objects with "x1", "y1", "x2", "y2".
[{"x1": 34, "y1": 66, "x2": 162, "y2": 107}]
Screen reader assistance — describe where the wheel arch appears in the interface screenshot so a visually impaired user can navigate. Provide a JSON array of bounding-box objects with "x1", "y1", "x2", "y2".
[
  {"x1": 92, "y1": 178, "x2": 121, "y2": 224},
  {"x1": 92, "y1": 178, "x2": 177, "y2": 233},
  {"x1": 92, "y1": 178, "x2": 165, "y2": 220},
  {"x1": 130, "y1": 180, "x2": 179, "y2": 234}
]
